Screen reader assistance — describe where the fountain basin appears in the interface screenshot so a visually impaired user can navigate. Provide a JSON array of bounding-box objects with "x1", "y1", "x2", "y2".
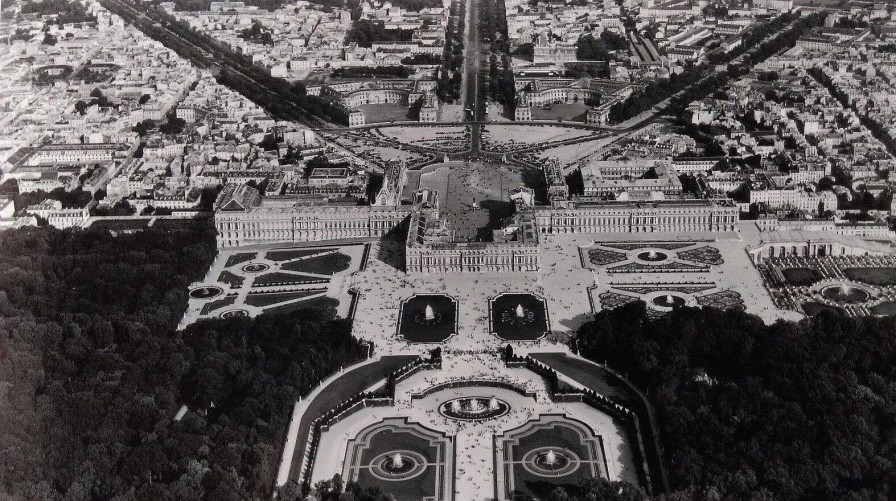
[
  {"x1": 490, "y1": 293, "x2": 549, "y2": 341},
  {"x1": 368, "y1": 450, "x2": 428, "y2": 481},
  {"x1": 439, "y1": 396, "x2": 510, "y2": 421},
  {"x1": 637, "y1": 250, "x2": 668, "y2": 262},
  {"x1": 399, "y1": 294, "x2": 457, "y2": 343},
  {"x1": 242, "y1": 263, "x2": 270, "y2": 273},
  {"x1": 651, "y1": 294, "x2": 686, "y2": 308},
  {"x1": 521, "y1": 447, "x2": 580, "y2": 477},
  {"x1": 820, "y1": 284, "x2": 869, "y2": 304},
  {"x1": 219, "y1": 309, "x2": 249, "y2": 319},
  {"x1": 190, "y1": 286, "x2": 223, "y2": 299}
]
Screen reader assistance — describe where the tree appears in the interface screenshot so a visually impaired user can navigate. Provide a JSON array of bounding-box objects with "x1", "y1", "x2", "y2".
[
  {"x1": 0, "y1": 223, "x2": 367, "y2": 499},
  {"x1": 503, "y1": 344, "x2": 514, "y2": 361},
  {"x1": 575, "y1": 304, "x2": 896, "y2": 500},
  {"x1": 90, "y1": 87, "x2": 110, "y2": 107},
  {"x1": 75, "y1": 100, "x2": 92, "y2": 114},
  {"x1": 159, "y1": 115, "x2": 187, "y2": 134},
  {"x1": 345, "y1": 19, "x2": 413, "y2": 48},
  {"x1": 133, "y1": 120, "x2": 153, "y2": 136}
]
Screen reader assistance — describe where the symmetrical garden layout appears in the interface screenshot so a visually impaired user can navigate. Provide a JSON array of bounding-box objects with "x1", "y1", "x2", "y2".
[
  {"x1": 581, "y1": 240, "x2": 745, "y2": 318},
  {"x1": 395, "y1": 293, "x2": 551, "y2": 343},
  {"x1": 495, "y1": 415, "x2": 610, "y2": 501},
  {"x1": 581, "y1": 240, "x2": 725, "y2": 273},
  {"x1": 343, "y1": 418, "x2": 455, "y2": 501},
  {"x1": 285, "y1": 351, "x2": 650, "y2": 501},
  {"x1": 758, "y1": 254, "x2": 896, "y2": 317},
  {"x1": 182, "y1": 244, "x2": 366, "y2": 325}
]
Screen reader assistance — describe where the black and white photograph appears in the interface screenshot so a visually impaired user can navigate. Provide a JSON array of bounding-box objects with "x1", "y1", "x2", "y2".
[{"x1": 2, "y1": 0, "x2": 896, "y2": 499}]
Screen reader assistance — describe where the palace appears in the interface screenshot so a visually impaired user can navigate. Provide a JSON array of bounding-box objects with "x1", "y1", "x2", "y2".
[
  {"x1": 513, "y1": 77, "x2": 636, "y2": 122},
  {"x1": 213, "y1": 184, "x2": 412, "y2": 247},
  {"x1": 307, "y1": 79, "x2": 438, "y2": 126},
  {"x1": 537, "y1": 199, "x2": 739, "y2": 234},
  {"x1": 405, "y1": 210, "x2": 541, "y2": 274},
  {"x1": 214, "y1": 187, "x2": 739, "y2": 269}
]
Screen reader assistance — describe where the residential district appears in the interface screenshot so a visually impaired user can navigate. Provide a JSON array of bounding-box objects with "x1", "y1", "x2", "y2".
[{"x1": 3, "y1": 0, "x2": 896, "y2": 498}]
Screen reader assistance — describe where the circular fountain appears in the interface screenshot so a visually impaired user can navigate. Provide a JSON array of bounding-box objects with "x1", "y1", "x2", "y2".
[
  {"x1": 652, "y1": 293, "x2": 686, "y2": 308},
  {"x1": 219, "y1": 309, "x2": 249, "y2": 319},
  {"x1": 637, "y1": 250, "x2": 668, "y2": 262},
  {"x1": 190, "y1": 286, "x2": 223, "y2": 299},
  {"x1": 821, "y1": 283, "x2": 870, "y2": 304},
  {"x1": 439, "y1": 396, "x2": 510, "y2": 421},
  {"x1": 368, "y1": 450, "x2": 427, "y2": 481},
  {"x1": 521, "y1": 446, "x2": 580, "y2": 477},
  {"x1": 242, "y1": 263, "x2": 270, "y2": 273}
]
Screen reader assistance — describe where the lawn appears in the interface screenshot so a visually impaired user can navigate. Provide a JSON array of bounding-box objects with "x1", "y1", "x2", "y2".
[
  {"x1": 265, "y1": 248, "x2": 332, "y2": 262},
  {"x1": 225, "y1": 252, "x2": 258, "y2": 267},
  {"x1": 252, "y1": 272, "x2": 328, "y2": 287},
  {"x1": 870, "y1": 301, "x2": 896, "y2": 316},
  {"x1": 218, "y1": 270, "x2": 245, "y2": 288},
  {"x1": 357, "y1": 103, "x2": 415, "y2": 124},
  {"x1": 843, "y1": 267, "x2": 896, "y2": 286},
  {"x1": 200, "y1": 295, "x2": 237, "y2": 316},
  {"x1": 280, "y1": 253, "x2": 351, "y2": 275},
  {"x1": 263, "y1": 296, "x2": 339, "y2": 315},
  {"x1": 801, "y1": 301, "x2": 845, "y2": 317},
  {"x1": 244, "y1": 289, "x2": 327, "y2": 307},
  {"x1": 780, "y1": 267, "x2": 823, "y2": 286}
]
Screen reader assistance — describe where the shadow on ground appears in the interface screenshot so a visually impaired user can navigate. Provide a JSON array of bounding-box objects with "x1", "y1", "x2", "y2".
[
  {"x1": 377, "y1": 215, "x2": 410, "y2": 271},
  {"x1": 476, "y1": 199, "x2": 516, "y2": 241}
]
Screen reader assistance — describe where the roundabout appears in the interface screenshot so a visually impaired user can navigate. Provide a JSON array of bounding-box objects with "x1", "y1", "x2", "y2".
[{"x1": 438, "y1": 396, "x2": 510, "y2": 421}]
